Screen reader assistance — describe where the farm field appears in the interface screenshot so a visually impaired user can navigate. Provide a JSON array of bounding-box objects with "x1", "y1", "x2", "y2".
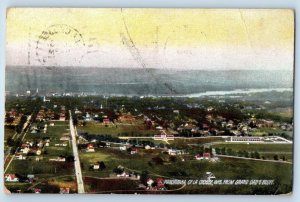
[
  {"x1": 77, "y1": 121, "x2": 160, "y2": 137},
  {"x1": 4, "y1": 121, "x2": 77, "y2": 193},
  {"x1": 212, "y1": 143, "x2": 293, "y2": 162},
  {"x1": 78, "y1": 146, "x2": 292, "y2": 194}
]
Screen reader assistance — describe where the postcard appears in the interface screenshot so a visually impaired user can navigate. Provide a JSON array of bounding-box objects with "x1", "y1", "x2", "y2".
[{"x1": 4, "y1": 8, "x2": 294, "y2": 194}]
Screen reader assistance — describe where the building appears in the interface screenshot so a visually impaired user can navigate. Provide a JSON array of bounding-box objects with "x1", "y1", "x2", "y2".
[
  {"x1": 60, "y1": 187, "x2": 70, "y2": 194},
  {"x1": 15, "y1": 154, "x2": 26, "y2": 160},
  {"x1": 130, "y1": 148, "x2": 138, "y2": 155},
  {"x1": 195, "y1": 153, "x2": 211, "y2": 160},
  {"x1": 117, "y1": 171, "x2": 129, "y2": 177},
  {"x1": 168, "y1": 149, "x2": 183, "y2": 156},
  {"x1": 118, "y1": 115, "x2": 135, "y2": 123},
  {"x1": 103, "y1": 118, "x2": 111, "y2": 124},
  {"x1": 154, "y1": 131, "x2": 174, "y2": 141},
  {"x1": 86, "y1": 144, "x2": 95, "y2": 152},
  {"x1": 4, "y1": 174, "x2": 19, "y2": 182}
]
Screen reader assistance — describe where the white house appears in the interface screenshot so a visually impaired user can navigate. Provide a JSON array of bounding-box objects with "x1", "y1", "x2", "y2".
[
  {"x1": 15, "y1": 154, "x2": 26, "y2": 160},
  {"x1": 117, "y1": 171, "x2": 129, "y2": 177},
  {"x1": 4, "y1": 174, "x2": 19, "y2": 182},
  {"x1": 119, "y1": 146, "x2": 127, "y2": 151}
]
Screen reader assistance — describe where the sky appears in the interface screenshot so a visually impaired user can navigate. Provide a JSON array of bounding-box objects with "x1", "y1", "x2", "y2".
[{"x1": 6, "y1": 8, "x2": 294, "y2": 70}]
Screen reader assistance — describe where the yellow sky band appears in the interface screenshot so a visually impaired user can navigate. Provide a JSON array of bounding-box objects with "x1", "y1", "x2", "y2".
[{"x1": 6, "y1": 8, "x2": 294, "y2": 49}]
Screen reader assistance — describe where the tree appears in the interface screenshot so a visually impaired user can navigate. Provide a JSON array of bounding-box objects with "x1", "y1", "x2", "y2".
[
  {"x1": 99, "y1": 161, "x2": 106, "y2": 170},
  {"x1": 243, "y1": 151, "x2": 249, "y2": 158},
  {"x1": 169, "y1": 156, "x2": 177, "y2": 162},
  {"x1": 215, "y1": 148, "x2": 221, "y2": 155},
  {"x1": 221, "y1": 147, "x2": 226, "y2": 155},
  {"x1": 113, "y1": 167, "x2": 123, "y2": 174},
  {"x1": 227, "y1": 148, "x2": 233, "y2": 156},
  {"x1": 73, "y1": 117, "x2": 78, "y2": 126},
  {"x1": 152, "y1": 156, "x2": 164, "y2": 165},
  {"x1": 274, "y1": 154, "x2": 279, "y2": 161},
  {"x1": 7, "y1": 137, "x2": 15, "y2": 147},
  {"x1": 140, "y1": 170, "x2": 149, "y2": 185},
  {"x1": 254, "y1": 151, "x2": 260, "y2": 159},
  {"x1": 66, "y1": 155, "x2": 75, "y2": 162},
  {"x1": 237, "y1": 150, "x2": 243, "y2": 157}
]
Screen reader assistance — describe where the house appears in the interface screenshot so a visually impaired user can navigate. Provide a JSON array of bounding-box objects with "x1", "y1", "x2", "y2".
[
  {"x1": 15, "y1": 154, "x2": 26, "y2": 160},
  {"x1": 27, "y1": 174, "x2": 35, "y2": 183},
  {"x1": 86, "y1": 144, "x2": 95, "y2": 152},
  {"x1": 59, "y1": 112, "x2": 66, "y2": 121},
  {"x1": 37, "y1": 141, "x2": 44, "y2": 148},
  {"x1": 145, "y1": 145, "x2": 151, "y2": 150},
  {"x1": 36, "y1": 149, "x2": 42, "y2": 156},
  {"x1": 207, "y1": 106, "x2": 214, "y2": 112},
  {"x1": 226, "y1": 120, "x2": 234, "y2": 128},
  {"x1": 74, "y1": 109, "x2": 82, "y2": 115},
  {"x1": 55, "y1": 143, "x2": 67, "y2": 147},
  {"x1": 156, "y1": 178, "x2": 165, "y2": 190},
  {"x1": 4, "y1": 174, "x2": 19, "y2": 182},
  {"x1": 156, "y1": 126, "x2": 163, "y2": 130},
  {"x1": 147, "y1": 178, "x2": 154, "y2": 187},
  {"x1": 173, "y1": 110, "x2": 180, "y2": 114},
  {"x1": 103, "y1": 118, "x2": 111, "y2": 124},
  {"x1": 117, "y1": 171, "x2": 129, "y2": 177},
  {"x1": 154, "y1": 131, "x2": 174, "y2": 141},
  {"x1": 49, "y1": 156, "x2": 66, "y2": 162},
  {"x1": 26, "y1": 141, "x2": 34, "y2": 147},
  {"x1": 138, "y1": 184, "x2": 147, "y2": 189},
  {"x1": 168, "y1": 149, "x2": 183, "y2": 156},
  {"x1": 20, "y1": 144, "x2": 30, "y2": 154},
  {"x1": 118, "y1": 115, "x2": 135, "y2": 123},
  {"x1": 203, "y1": 153, "x2": 211, "y2": 160},
  {"x1": 60, "y1": 135, "x2": 70, "y2": 141},
  {"x1": 60, "y1": 187, "x2": 70, "y2": 194},
  {"x1": 195, "y1": 153, "x2": 211, "y2": 160},
  {"x1": 91, "y1": 164, "x2": 100, "y2": 170},
  {"x1": 119, "y1": 145, "x2": 127, "y2": 151},
  {"x1": 30, "y1": 148, "x2": 42, "y2": 156},
  {"x1": 202, "y1": 124, "x2": 209, "y2": 130},
  {"x1": 195, "y1": 154, "x2": 203, "y2": 160},
  {"x1": 36, "y1": 110, "x2": 45, "y2": 121},
  {"x1": 130, "y1": 148, "x2": 138, "y2": 155},
  {"x1": 85, "y1": 113, "x2": 91, "y2": 121}
]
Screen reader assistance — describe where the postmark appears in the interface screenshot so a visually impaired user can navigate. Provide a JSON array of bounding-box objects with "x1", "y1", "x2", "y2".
[{"x1": 35, "y1": 24, "x2": 87, "y2": 66}]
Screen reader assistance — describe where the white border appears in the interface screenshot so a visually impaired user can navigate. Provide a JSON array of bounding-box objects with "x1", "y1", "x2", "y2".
[{"x1": 0, "y1": 0, "x2": 299, "y2": 202}]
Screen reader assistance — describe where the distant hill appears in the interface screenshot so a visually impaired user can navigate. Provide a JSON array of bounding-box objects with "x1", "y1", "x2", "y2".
[{"x1": 5, "y1": 66, "x2": 293, "y2": 95}]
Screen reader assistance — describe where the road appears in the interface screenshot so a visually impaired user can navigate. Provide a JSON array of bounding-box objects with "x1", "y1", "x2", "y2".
[
  {"x1": 4, "y1": 115, "x2": 32, "y2": 173},
  {"x1": 69, "y1": 110, "x2": 85, "y2": 194},
  {"x1": 215, "y1": 154, "x2": 293, "y2": 164}
]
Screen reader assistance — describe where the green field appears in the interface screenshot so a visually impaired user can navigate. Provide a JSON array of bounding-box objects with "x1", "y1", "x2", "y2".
[
  {"x1": 5, "y1": 121, "x2": 76, "y2": 193},
  {"x1": 77, "y1": 146, "x2": 292, "y2": 194},
  {"x1": 78, "y1": 121, "x2": 158, "y2": 137},
  {"x1": 251, "y1": 127, "x2": 293, "y2": 136},
  {"x1": 212, "y1": 143, "x2": 293, "y2": 161},
  {"x1": 213, "y1": 143, "x2": 292, "y2": 152}
]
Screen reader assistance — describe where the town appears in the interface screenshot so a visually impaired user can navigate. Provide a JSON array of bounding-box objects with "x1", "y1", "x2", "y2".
[{"x1": 4, "y1": 91, "x2": 293, "y2": 194}]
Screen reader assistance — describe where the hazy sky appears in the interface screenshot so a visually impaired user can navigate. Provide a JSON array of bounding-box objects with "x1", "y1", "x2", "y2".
[{"x1": 6, "y1": 8, "x2": 294, "y2": 70}]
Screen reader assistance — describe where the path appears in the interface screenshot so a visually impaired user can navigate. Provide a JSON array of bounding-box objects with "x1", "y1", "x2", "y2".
[{"x1": 69, "y1": 110, "x2": 85, "y2": 194}]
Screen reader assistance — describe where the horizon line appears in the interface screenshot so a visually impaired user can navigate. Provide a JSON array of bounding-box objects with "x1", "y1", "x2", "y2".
[{"x1": 5, "y1": 65, "x2": 294, "y2": 71}]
